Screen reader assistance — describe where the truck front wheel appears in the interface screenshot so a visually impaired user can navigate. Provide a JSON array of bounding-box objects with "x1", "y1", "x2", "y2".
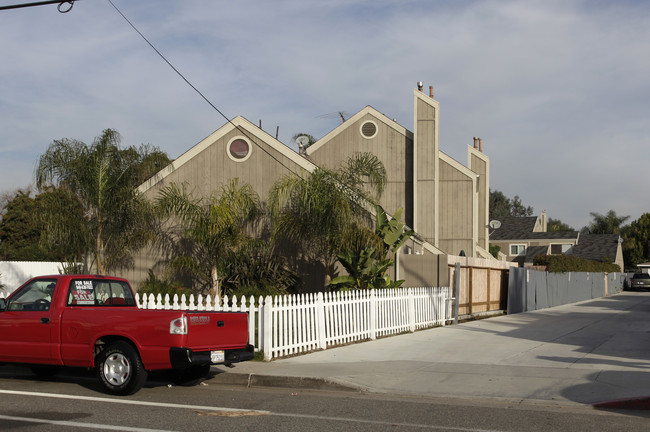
[{"x1": 96, "y1": 341, "x2": 147, "y2": 396}]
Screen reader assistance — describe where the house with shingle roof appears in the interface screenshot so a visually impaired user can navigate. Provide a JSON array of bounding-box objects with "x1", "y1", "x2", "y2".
[
  {"x1": 123, "y1": 84, "x2": 493, "y2": 292},
  {"x1": 490, "y1": 211, "x2": 624, "y2": 270}
]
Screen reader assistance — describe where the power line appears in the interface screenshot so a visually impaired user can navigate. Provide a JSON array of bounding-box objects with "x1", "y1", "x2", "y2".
[
  {"x1": 0, "y1": 0, "x2": 78, "y2": 12},
  {"x1": 106, "y1": 0, "x2": 304, "y2": 179}
]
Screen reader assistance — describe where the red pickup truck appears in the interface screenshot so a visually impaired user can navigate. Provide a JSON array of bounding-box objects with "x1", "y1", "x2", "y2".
[{"x1": 0, "y1": 274, "x2": 253, "y2": 395}]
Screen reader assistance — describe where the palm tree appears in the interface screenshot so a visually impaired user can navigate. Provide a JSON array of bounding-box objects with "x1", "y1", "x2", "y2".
[
  {"x1": 582, "y1": 210, "x2": 630, "y2": 235},
  {"x1": 268, "y1": 152, "x2": 387, "y2": 284},
  {"x1": 154, "y1": 179, "x2": 265, "y2": 299},
  {"x1": 35, "y1": 129, "x2": 162, "y2": 274}
]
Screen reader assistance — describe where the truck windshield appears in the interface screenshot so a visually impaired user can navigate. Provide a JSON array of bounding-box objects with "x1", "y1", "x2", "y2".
[{"x1": 67, "y1": 279, "x2": 136, "y2": 306}]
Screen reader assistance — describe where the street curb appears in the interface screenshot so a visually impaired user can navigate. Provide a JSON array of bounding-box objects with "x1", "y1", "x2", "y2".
[
  {"x1": 592, "y1": 396, "x2": 650, "y2": 410},
  {"x1": 210, "y1": 372, "x2": 363, "y2": 393}
]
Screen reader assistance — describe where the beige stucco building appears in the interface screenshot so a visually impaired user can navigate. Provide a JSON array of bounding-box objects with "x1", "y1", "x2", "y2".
[{"x1": 124, "y1": 84, "x2": 492, "y2": 291}]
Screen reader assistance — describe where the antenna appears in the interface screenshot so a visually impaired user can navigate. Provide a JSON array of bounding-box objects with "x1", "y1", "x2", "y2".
[
  {"x1": 296, "y1": 136, "x2": 310, "y2": 147},
  {"x1": 488, "y1": 220, "x2": 501, "y2": 237},
  {"x1": 296, "y1": 135, "x2": 310, "y2": 156}
]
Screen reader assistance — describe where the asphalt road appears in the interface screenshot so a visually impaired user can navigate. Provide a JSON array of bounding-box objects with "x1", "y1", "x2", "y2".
[{"x1": 0, "y1": 366, "x2": 648, "y2": 431}]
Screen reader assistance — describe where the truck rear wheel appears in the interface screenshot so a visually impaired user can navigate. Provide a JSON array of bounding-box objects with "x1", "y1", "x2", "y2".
[{"x1": 96, "y1": 341, "x2": 147, "y2": 396}]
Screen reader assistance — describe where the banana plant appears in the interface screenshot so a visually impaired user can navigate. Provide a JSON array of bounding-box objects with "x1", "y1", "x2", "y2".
[{"x1": 330, "y1": 205, "x2": 412, "y2": 291}]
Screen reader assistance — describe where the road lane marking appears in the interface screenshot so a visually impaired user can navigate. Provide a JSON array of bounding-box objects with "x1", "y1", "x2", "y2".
[
  {"x1": 0, "y1": 389, "x2": 507, "y2": 431},
  {"x1": 0, "y1": 389, "x2": 269, "y2": 415},
  {"x1": 0, "y1": 414, "x2": 176, "y2": 432}
]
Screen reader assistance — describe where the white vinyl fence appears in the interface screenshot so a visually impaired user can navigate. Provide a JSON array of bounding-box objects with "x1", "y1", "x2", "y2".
[{"x1": 137, "y1": 286, "x2": 452, "y2": 360}]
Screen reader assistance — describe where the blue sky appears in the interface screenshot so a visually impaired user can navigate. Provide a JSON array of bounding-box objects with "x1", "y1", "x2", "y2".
[{"x1": 1, "y1": 0, "x2": 649, "y2": 230}]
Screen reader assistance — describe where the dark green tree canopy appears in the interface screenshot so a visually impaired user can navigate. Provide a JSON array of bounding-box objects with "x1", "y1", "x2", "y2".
[
  {"x1": 547, "y1": 217, "x2": 574, "y2": 232},
  {"x1": 622, "y1": 212, "x2": 650, "y2": 269},
  {"x1": 489, "y1": 189, "x2": 533, "y2": 220},
  {"x1": 0, "y1": 188, "x2": 83, "y2": 261}
]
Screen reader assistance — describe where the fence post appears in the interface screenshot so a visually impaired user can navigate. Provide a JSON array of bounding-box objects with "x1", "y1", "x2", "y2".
[
  {"x1": 263, "y1": 295, "x2": 273, "y2": 361},
  {"x1": 454, "y1": 262, "x2": 460, "y2": 324},
  {"x1": 316, "y1": 292, "x2": 326, "y2": 350},
  {"x1": 408, "y1": 287, "x2": 416, "y2": 332},
  {"x1": 247, "y1": 296, "x2": 255, "y2": 348},
  {"x1": 369, "y1": 289, "x2": 377, "y2": 340}
]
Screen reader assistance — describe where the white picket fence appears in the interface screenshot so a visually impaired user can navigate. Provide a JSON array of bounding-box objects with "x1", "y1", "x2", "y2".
[{"x1": 137, "y1": 286, "x2": 452, "y2": 360}]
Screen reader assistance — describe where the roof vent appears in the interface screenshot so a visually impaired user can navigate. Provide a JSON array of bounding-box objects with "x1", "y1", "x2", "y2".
[{"x1": 360, "y1": 121, "x2": 378, "y2": 139}]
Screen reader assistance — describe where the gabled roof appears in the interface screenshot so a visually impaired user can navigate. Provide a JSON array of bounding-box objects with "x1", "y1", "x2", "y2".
[
  {"x1": 569, "y1": 234, "x2": 620, "y2": 262},
  {"x1": 306, "y1": 105, "x2": 411, "y2": 155},
  {"x1": 490, "y1": 216, "x2": 537, "y2": 240},
  {"x1": 491, "y1": 216, "x2": 580, "y2": 241},
  {"x1": 137, "y1": 116, "x2": 315, "y2": 194}
]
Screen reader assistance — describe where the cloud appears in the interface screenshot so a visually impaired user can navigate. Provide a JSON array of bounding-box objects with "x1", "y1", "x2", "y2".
[{"x1": 0, "y1": 0, "x2": 649, "y2": 230}]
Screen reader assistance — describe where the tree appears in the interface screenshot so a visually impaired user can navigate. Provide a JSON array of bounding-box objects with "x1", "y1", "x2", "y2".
[
  {"x1": 0, "y1": 190, "x2": 47, "y2": 260},
  {"x1": 155, "y1": 179, "x2": 276, "y2": 298},
  {"x1": 268, "y1": 153, "x2": 387, "y2": 284},
  {"x1": 547, "y1": 217, "x2": 574, "y2": 232},
  {"x1": 0, "y1": 189, "x2": 83, "y2": 261},
  {"x1": 622, "y1": 213, "x2": 650, "y2": 268},
  {"x1": 489, "y1": 189, "x2": 533, "y2": 220},
  {"x1": 582, "y1": 210, "x2": 630, "y2": 235},
  {"x1": 35, "y1": 129, "x2": 166, "y2": 274}
]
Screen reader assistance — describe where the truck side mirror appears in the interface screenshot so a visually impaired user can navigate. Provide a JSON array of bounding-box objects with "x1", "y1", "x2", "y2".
[{"x1": 0, "y1": 298, "x2": 6, "y2": 312}]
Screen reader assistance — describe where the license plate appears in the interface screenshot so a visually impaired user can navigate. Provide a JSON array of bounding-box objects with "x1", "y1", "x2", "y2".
[{"x1": 210, "y1": 350, "x2": 225, "y2": 363}]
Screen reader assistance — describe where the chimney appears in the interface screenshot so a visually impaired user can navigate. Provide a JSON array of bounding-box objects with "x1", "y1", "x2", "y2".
[
  {"x1": 429, "y1": 85, "x2": 434, "y2": 98},
  {"x1": 478, "y1": 137, "x2": 483, "y2": 153},
  {"x1": 473, "y1": 137, "x2": 478, "y2": 149}
]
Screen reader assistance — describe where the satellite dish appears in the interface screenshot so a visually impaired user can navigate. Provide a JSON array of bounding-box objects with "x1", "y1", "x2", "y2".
[
  {"x1": 296, "y1": 136, "x2": 310, "y2": 147},
  {"x1": 489, "y1": 220, "x2": 501, "y2": 230}
]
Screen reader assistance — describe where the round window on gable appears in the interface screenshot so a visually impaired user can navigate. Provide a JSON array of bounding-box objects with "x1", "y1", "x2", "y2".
[
  {"x1": 227, "y1": 137, "x2": 252, "y2": 162},
  {"x1": 360, "y1": 120, "x2": 378, "y2": 139}
]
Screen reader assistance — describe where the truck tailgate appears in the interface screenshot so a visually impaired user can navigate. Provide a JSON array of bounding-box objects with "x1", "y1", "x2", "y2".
[{"x1": 186, "y1": 312, "x2": 249, "y2": 350}]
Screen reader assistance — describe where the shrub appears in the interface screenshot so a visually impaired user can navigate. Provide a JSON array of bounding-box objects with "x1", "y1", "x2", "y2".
[
  {"x1": 137, "y1": 270, "x2": 193, "y2": 298},
  {"x1": 533, "y1": 254, "x2": 620, "y2": 273}
]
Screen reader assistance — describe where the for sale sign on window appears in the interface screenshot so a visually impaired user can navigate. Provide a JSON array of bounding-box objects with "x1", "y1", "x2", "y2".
[{"x1": 71, "y1": 280, "x2": 95, "y2": 305}]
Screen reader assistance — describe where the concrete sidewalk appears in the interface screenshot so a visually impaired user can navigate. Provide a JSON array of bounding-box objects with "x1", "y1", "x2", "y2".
[{"x1": 213, "y1": 292, "x2": 650, "y2": 407}]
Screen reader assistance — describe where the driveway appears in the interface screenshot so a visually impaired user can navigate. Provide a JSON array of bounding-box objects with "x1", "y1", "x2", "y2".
[{"x1": 221, "y1": 291, "x2": 650, "y2": 405}]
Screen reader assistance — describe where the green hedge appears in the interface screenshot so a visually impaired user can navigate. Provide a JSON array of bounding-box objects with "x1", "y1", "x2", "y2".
[{"x1": 533, "y1": 254, "x2": 620, "y2": 273}]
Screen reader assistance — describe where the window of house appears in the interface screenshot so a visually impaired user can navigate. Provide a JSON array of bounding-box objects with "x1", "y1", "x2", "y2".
[
  {"x1": 360, "y1": 120, "x2": 378, "y2": 139},
  {"x1": 227, "y1": 137, "x2": 252, "y2": 162},
  {"x1": 550, "y1": 244, "x2": 572, "y2": 254},
  {"x1": 509, "y1": 244, "x2": 527, "y2": 255}
]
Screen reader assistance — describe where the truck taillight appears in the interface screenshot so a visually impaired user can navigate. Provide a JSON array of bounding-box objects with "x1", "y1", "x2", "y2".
[{"x1": 169, "y1": 317, "x2": 187, "y2": 335}]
